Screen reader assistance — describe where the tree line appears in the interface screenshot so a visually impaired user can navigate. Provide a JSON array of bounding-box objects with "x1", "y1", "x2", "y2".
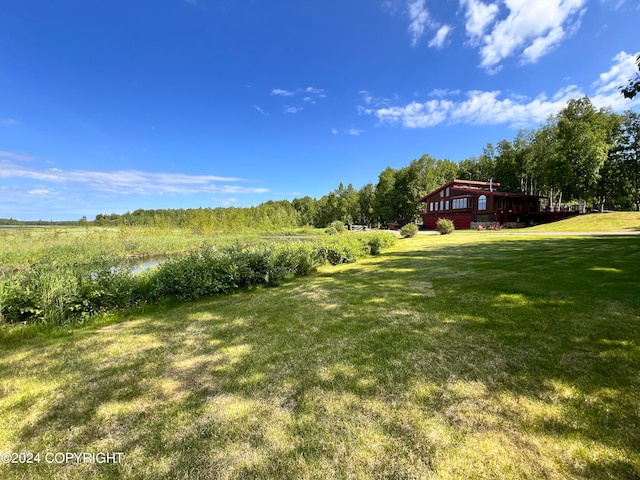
[{"x1": 93, "y1": 96, "x2": 639, "y2": 230}]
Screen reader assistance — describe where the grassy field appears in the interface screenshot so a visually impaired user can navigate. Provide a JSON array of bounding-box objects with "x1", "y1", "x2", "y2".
[
  {"x1": 528, "y1": 211, "x2": 640, "y2": 232},
  {"x1": 0, "y1": 225, "x2": 322, "y2": 270},
  {"x1": 1, "y1": 231, "x2": 639, "y2": 479}
]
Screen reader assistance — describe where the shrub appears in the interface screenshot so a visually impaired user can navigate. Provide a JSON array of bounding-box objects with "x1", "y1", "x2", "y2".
[
  {"x1": 436, "y1": 218, "x2": 455, "y2": 235},
  {"x1": 324, "y1": 226, "x2": 338, "y2": 235},
  {"x1": 0, "y1": 257, "x2": 141, "y2": 325},
  {"x1": 360, "y1": 231, "x2": 397, "y2": 254},
  {"x1": 400, "y1": 223, "x2": 419, "y2": 238},
  {"x1": 329, "y1": 220, "x2": 345, "y2": 233}
]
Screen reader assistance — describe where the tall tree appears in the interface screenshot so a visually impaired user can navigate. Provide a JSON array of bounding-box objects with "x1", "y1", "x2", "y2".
[
  {"x1": 373, "y1": 167, "x2": 398, "y2": 225},
  {"x1": 552, "y1": 97, "x2": 612, "y2": 212},
  {"x1": 292, "y1": 196, "x2": 318, "y2": 226},
  {"x1": 618, "y1": 110, "x2": 640, "y2": 210},
  {"x1": 357, "y1": 183, "x2": 376, "y2": 226}
]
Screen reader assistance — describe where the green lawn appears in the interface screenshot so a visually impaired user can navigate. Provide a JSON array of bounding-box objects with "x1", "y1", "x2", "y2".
[
  {"x1": 528, "y1": 211, "x2": 640, "y2": 232},
  {"x1": 1, "y1": 233, "x2": 639, "y2": 479}
]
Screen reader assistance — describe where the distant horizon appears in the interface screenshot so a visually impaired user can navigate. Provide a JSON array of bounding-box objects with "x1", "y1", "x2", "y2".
[{"x1": 1, "y1": 0, "x2": 639, "y2": 221}]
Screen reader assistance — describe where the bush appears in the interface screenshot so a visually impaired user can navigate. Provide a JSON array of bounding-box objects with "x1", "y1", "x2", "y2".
[
  {"x1": 329, "y1": 220, "x2": 345, "y2": 233},
  {"x1": 436, "y1": 218, "x2": 455, "y2": 235},
  {"x1": 400, "y1": 223, "x2": 419, "y2": 238},
  {"x1": 324, "y1": 226, "x2": 338, "y2": 235},
  {"x1": 360, "y1": 231, "x2": 397, "y2": 254},
  {"x1": 0, "y1": 257, "x2": 142, "y2": 325}
]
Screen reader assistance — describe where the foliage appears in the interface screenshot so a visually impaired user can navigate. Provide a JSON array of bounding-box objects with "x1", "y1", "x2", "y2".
[
  {"x1": 400, "y1": 223, "x2": 419, "y2": 238},
  {"x1": 0, "y1": 257, "x2": 143, "y2": 325},
  {"x1": 436, "y1": 218, "x2": 455, "y2": 235},
  {"x1": 0, "y1": 233, "x2": 396, "y2": 325},
  {"x1": 329, "y1": 220, "x2": 345, "y2": 233},
  {"x1": 94, "y1": 200, "x2": 300, "y2": 233}
]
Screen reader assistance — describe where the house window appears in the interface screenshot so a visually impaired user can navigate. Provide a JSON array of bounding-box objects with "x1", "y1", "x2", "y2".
[
  {"x1": 445, "y1": 187, "x2": 450, "y2": 196},
  {"x1": 445, "y1": 200, "x2": 449, "y2": 210},
  {"x1": 478, "y1": 195, "x2": 487, "y2": 211},
  {"x1": 440, "y1": 201, "x2": 443, "y2": 210},
  {"x1": 440, "y1": 190, "x2": 444, "y2": 197}
]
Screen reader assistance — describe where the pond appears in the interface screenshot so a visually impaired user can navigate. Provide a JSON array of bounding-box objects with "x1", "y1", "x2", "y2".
[{"x1": 124, "y1": 255, "x2": 173, "y2": 274}]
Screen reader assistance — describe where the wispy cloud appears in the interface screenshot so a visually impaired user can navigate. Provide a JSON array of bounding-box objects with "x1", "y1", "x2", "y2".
[
  {"x1": 365, "y1": 52, "x2": 640, "y2": 129},
  {"x1": 591, "y1": 51, "x2": 640, "y2": 95},
  {"x1": 407, "y1": 0, "x2": 430, "y2": 46},
  {"x1": 460, "y1": 0, "x2": 587, "y2": 70},
  {"x1": 0, "y1": 160, "x2": 269, "y2": 196},
  {"x1": 346, "y1": 128, "x2": 364, "y2": 136},
  {"x1": 1, "y1": 118, "x2": 19, "y2": 127},
  {"x1": 271, "y1": 86, "x2": 327, "y2": 114},
  {"x1": 284, "y1": 105, "x2": 303, "y2": 114},
  {"x1": 271, "y1": 88, "x2": 295, "y2": 96},
  {"x1": 253, "y1": 105, "x2": 267, "y2": 115},
  {"x1": 0, "y1": 150, "x2": 33, "y2": 162},
  {"x1": 429, "y1": 25, "x2": 452, "y2": 48}
]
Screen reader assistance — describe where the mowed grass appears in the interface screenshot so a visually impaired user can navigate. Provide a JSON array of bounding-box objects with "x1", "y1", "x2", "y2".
[
  {"x1": 1, "y1": 233, "x2": 639, "y2": 479},
  {"x1": 528, "y1": 211, "x2": 640, "y2": 232}
]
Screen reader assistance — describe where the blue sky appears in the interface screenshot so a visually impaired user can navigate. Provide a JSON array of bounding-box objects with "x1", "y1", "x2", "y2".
[{"x1": 1, "y1": 0, "x2": 639, "y2": 220}]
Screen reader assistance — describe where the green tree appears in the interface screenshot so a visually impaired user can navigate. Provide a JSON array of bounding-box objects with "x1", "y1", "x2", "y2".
[
  {"x1": 292, "y1": 196, "x2": 318, "y2": 226},
  {"x1": 552, "y1": 97, "x2": 612, "y2": 212},
  {"x1": 618, "y1": 110, "x2": 640, "y2": 210},
  {"x1": 357, "y1": 183, "x2": 376, "y2": 226},
  {"x1": 373, "y1": 167, "x2": 398, "y2": 226}
]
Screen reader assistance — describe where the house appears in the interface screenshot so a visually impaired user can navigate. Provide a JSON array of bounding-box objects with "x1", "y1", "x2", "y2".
[{"x1": 417, "y1": 179, "x2": 577, "y2": 230}]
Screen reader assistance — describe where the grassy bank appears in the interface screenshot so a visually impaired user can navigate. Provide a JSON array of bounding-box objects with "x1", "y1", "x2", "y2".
[
  {"x1": 0, "y1": 225, "x2": 327, "y2": 270},
  {"x1": 528, "y1": 211, "x2": 640, "y2": 232},
  {"x1": 1, "y1": 232, "x2": 639, "y2": 479},
  {"x1": 1, "y1": 231, "x2": 394, "y2": 326}
]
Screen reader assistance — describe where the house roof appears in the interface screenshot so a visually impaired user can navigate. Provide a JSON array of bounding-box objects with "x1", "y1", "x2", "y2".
[
  {"x1": 417, "y1": 179, "x2": 500, "y2": 203},
  {"x1": 417, "y1": 179, "x2": 541, "y2": 203}
]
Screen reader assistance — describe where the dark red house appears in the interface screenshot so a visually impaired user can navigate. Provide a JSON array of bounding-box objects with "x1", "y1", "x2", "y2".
[{"x1": 417, "y1": 179, "x2": 577, "y2": 230}]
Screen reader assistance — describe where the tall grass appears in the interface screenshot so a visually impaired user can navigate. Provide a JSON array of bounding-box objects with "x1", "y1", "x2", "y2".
[{"x1": 0, "y1": 231, "x2": 396, "y2": 326}]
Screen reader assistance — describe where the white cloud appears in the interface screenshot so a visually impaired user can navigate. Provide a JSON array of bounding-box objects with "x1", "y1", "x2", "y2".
[
  {"x1": 368, "y1": 53, "x2": 640, "y2": 129},
  {"x1": 271, "y1": 88, "x2": 295, "y2": 96},
  {"x1": 520, "y1": 26, "x2": 566, "y2": 64},
  {"x1": 346, "y1": 128, "x2": 364, "y2": 136},
  {"x1": 306, "y1": 86, "x2": 326, "y2": 95},
  {"x1": 461, "y1": 0, "x2": 587, "y2": 69},
  {"x1": 283, "y1": 105, "x2": 303, "y2": 114},
  {"x1": 407, "y1": 0, "x2": 430, "y2": 46},
  {"x1": 429, "y1": 25, "x2": 452, "y2": 48},
  {"x1": 429, "y1": 88, "x2": 461, "y2": 97},
  {"x1": 27, "y1": 189, "x2": 55, "y2": 197},
  {"x1": 0, "y1": 150, "x2": 33, "y2": 162},
  {"x1": 0, "y1": 161, "x2": 270, "y2": 197},
  {"x1": 331, "y1": 128, "x2": 338, "y2": 134},
  {"x1": 359, "y1": 90, "x2": 373, "y2": 104},
  {"x1": 271, "y1": 86, "x2": 326, "y2": 114},
  {"x1": 253, "y1": 105, "x2": 267, "y2": 115},
  {"x1": 591, "y1": 51, "x2": 639, "y2": 96},
  {"x1": 461, "y1": 0, "x2": 499, "y2": 44}
]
